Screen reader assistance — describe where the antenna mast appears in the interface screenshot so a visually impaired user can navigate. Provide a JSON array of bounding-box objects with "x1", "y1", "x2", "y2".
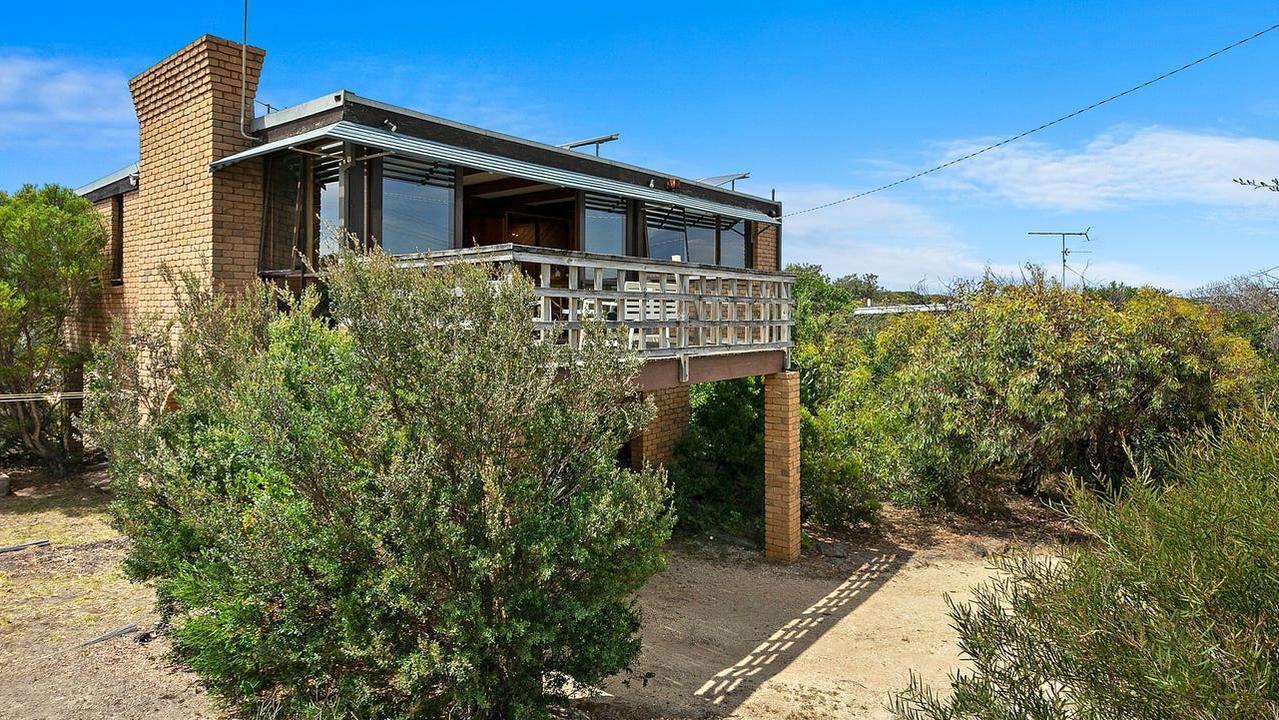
[{"x1": 1028, "y1": 228, "x2": 1092, "y2": 285}]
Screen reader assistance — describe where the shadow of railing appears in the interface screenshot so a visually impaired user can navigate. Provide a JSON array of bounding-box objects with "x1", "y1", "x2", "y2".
[
  {"x1": 581, "y1": 542, "x2": 912, "y2": 718},
  {"x1": 691, "y1": 548, "x2": 909, "y2": 709}
]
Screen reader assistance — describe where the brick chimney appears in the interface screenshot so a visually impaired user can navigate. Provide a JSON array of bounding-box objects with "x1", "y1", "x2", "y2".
[{"x1": 127, "y1": 35, "x2": 266, "y2": 305}]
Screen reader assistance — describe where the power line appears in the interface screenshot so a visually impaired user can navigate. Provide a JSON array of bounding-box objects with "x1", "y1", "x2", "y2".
[{"x1": 784, "y1": 22, "x2": 1279, "y2": 219}]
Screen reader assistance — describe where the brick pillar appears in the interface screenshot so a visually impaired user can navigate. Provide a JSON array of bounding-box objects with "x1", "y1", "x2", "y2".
[
  {"x1": 128, "y1": 35, "x2": 265, "y2": 310},
  {"x1": 764, "y1": 371, "x2": 800, "y2": 562},
  {"x1": 630, "y1": 385, "x2": 691, "y2": 469}
]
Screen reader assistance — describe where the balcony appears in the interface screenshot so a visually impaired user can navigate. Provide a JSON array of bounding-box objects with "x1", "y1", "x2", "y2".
[{"x1": 393, "y1": 244, "x2": 794, "y2": 389}]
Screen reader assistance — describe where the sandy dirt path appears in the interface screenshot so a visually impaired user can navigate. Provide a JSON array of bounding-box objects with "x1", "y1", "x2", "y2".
[{"x1": 579, "y1": 537, "x2": 1000, "y2": 719}]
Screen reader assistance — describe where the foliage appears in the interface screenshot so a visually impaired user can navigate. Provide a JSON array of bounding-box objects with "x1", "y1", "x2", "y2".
[
  {"x1": 891, "y1": 405, "x2": 1279, "y2": 720},
  {"x1": 887, "y1": 270, "x2": 1259, "y2": 504},
  {"x1": 666, "y1": 378, "x2": 765, "y2": 536},
  {"x1": 0, "y1": 184, "x2": 106, "y2": 467},
  {"x1": 800, "y1": 404, "x2": 881, "y2": 534},
  {"x1": 82, "y1": 251, "x2": 674, "y2": 720}
]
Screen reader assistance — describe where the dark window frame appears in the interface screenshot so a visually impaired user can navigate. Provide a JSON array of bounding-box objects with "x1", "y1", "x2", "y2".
[
  {"x1": 108, "y1": 195, "x2": 123, "y2": 285},
  {"x1": 639, "y1": 202, "x2": 754, "y2": 268}
]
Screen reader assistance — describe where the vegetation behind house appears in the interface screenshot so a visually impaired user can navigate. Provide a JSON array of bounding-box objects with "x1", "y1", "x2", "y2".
[{"x1": 674, "y1": 264, "x2": 1263, "y2": 536}]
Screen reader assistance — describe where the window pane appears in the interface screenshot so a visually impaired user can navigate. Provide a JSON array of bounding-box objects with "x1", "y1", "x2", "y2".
[
  {"x1": 645, "y1": 205, "x2": 686, "y2": 261},
  {"x1": 264, "y1": 154, "x2": 303, "y2": 270},
  {"x1": 381, "y1": 170, "x2": 455, "y2": 254},
  {"x1": 719, "y1": 218, "x2": 748, "y2": 268},
  {"x1": 316, "y1": 161, "x2": 341, "y2": 257},
  {"x1": 686, "y1": 211, "x2": 717, "y2": 265},
  {"x1": 583, "y1": 194, "x2": 626, "y2": 256}
]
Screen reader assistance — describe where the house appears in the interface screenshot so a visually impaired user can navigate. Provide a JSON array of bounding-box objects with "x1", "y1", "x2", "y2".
[{"x1": 75, "y1": 35, "x2": 800, "y2": 562}]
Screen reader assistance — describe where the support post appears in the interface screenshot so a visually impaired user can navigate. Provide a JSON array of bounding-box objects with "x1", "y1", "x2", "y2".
[{"x1": 763, "y1": 370, "x2": 801, "y2": 563}]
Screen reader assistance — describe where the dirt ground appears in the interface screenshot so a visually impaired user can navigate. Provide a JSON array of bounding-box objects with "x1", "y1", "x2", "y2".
[
  {"x1": 581, "y1": 502, "x2": 1071, "y2": 720},
  {"x1": 0, "y1": 469, "x2": 1072, "y2": 720}
]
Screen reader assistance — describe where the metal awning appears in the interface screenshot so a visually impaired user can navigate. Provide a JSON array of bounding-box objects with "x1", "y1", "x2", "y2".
[{"x1": 210, "y1": 121, "x2": 779, "y2": 225}]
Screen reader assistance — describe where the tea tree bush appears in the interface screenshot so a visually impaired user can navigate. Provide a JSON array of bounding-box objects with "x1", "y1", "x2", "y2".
[
  {"x1": 666, "y1": 378, "x2": 765, "y2": 535},
  {"x1": 0, "y1": 184, "x2": 105, "y2": 467},
  {"x1": 891, "y1": 406, "x2": 1279, "y2": 720},
  {"x1": 887, "y1": 272, "x2": 1258, "y2": 504},
  {"x1": 83, "y1": 251, "x2": 673, "y2": 719}
]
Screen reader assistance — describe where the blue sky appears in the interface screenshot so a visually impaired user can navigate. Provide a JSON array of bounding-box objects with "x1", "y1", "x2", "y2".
[{"x1": 2, "y1": 2, "x2": 1277, "y2": 291}]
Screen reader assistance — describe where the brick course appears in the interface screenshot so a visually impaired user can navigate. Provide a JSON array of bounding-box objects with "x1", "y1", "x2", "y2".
[
  {"x1": 753, "y1": 223, "x2": 780, "y2": 271},
  {"x1": 630, "y1": 385, "x2": 691, "y2": 469},
  {"x1": 763, "y1": 370, "x2": 800, "y2": 562}
]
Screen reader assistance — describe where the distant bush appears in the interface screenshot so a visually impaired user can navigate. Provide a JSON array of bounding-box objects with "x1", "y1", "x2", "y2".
[
  {"x1": 83, "y1": 251, "x2": 673, "y2": 719},
  {"x1": 891, "y1": 405, "x2": 1279, "y2": 719},
  {"x1": 666, "y1": 378, "x2": 765, "y2": 536},
  {"x1": 887, "y1": 271, "x2": 1259, "y2": 504}
]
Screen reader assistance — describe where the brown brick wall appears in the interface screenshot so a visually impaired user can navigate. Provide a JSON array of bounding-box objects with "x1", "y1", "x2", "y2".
[
  {"x1": 753, "y1": 223, "x2": 779, "y2": 271},
  {"x1": 123, "y1": 35, "x2": 265, "y2": 321},
  {"x1": 630, "y1": 385, "x2": 691, "y2": 469},
  {"x1": 763, "y1": 370, "x2": 800, "y2": 562}
]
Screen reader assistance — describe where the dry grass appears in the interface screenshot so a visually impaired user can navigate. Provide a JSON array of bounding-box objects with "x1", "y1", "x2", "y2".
[
  {"x1": 0, "y1": 468, "x2": 213, "y2": 720},
  {"x1": 0, "y1": 467, "x2": 117, "y2": 547}
]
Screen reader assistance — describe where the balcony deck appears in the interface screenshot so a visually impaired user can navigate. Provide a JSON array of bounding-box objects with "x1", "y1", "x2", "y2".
[{"x1": 394, "y1": 244, "x2": 794, "y2": 389}]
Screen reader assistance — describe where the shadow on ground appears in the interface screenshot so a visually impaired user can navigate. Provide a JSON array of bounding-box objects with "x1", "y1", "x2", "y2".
[
  {"x1": 579, "y1": 539, "x2": 912, "y2": 718},
  {"x1": 0, "y1": 467, "x2": 115, "y2": 547}
]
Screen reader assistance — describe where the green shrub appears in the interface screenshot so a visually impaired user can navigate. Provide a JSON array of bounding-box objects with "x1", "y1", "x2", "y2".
[
  {"x1": 666, "y1": 378, "x2": 765, "y2": 536},
  {"x1": 892, "y1": 405, "x2": 1279, "y2": 719},
  {"x1": 0, "y1": 184, "x2": 106, "y2": 468},
  {"x1": 801, "y1": 406, "x2": 880, "y2": 534},
  {"x1": 83, "y1": 251, "x2": 673, "y2": 719},
  {"x1": 886, "y1": 272, "x2": 1259, "y2": 504}
]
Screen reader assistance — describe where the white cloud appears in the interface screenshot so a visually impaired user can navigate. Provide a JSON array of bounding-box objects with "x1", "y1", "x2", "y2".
[
  {"x1": 0, "y1": 53, "x2": 134, "y2": 148},
  {"x1": 931, "y1": 127, "x2": 1279, "y2": 212},
  {"x1": 777, "y1": 185, "x2": 1020, "y2": 290}
]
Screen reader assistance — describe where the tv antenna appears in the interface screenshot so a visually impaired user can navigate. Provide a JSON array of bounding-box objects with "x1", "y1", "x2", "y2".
[{"x1": 1028, "y1": 228, "x2": 1092, "y2": 285}]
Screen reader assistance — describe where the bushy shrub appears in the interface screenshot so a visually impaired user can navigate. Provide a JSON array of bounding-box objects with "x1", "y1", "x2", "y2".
[
  {"x1": 891, "y1": 405, "x2": 1279, "y2": 719},
  {"x1": 82, "y1": 251, "x2": 673, "y2": 719},
  {"x1": 801, "y1": 406, "x2": 880, "y2": 534},
  {"x1": 0, "y1": 184, "x2": 106, "y2": 468},
  {"x1": 666, "y1": 378, "x2": 765, "y2": 536},
  {"x1": 887, "y1": 271, "x2": 1258, "y2": 503}
]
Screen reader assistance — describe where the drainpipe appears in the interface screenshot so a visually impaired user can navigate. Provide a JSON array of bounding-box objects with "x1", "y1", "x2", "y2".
[{"x1": 239, "y1": 0, "x2": 255, "y2": 141}]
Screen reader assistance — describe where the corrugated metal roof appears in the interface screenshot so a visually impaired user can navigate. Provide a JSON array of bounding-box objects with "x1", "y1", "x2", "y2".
[
  {"x1": 75, "y1": 163, "x2": 139, "y2": 197},
  {"x1": 210, "y1": 122, "x2": 780, "y2": 225}
]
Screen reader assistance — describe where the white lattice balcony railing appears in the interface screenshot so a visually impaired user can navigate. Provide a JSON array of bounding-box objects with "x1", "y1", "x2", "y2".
[{"x1": 393, "y1": 244, "x2": 794, "y2": 370}]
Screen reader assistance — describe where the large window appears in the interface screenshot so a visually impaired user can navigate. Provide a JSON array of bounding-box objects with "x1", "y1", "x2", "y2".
[
  {"x1": 263, "y1": 153, "x2": 304, "y2": 270},
  {"x1": 583, "y1": 193, "x2": 626, "y2": 256},
  {"x1": 645, "y1": 206, "x2": 687, "y2": 261},
  {"x1": 686, "y1": 212, "x2": 717, "y2": 265},
  {"x1": 718, "y1": 218, "x2": 748, "y2": 268},
  {"x1": 643, "y1": 203, "x2": 751, "y2": 267},
  {"x1": 262, "y1": 150, "x2": 344, "y2": 270},
  {"x1": 380, "y1": 160, "x2": 455, "y2": 254}
]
